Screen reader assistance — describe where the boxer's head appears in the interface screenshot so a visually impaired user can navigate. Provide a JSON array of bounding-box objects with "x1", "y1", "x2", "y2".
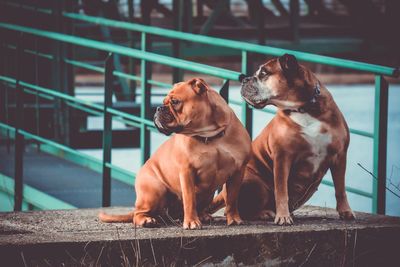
[
  {"x1": 154, "y1": 78, "x2": 230, "y2": 136},
  {"x1": 241, "y1": 54, "x2": 317, "y2": 110}
]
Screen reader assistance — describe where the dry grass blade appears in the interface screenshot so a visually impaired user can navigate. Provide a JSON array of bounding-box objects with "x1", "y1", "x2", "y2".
[
  {"x1": 149, "y1": 237, "x2": 157, "y2": 266},
  {"x1": 194, "y1": 256, "x2": 212, "y2": 267},
  {"x1": 20, "y1": 251, "x2": 28, "y2": 267},
  {"x1": 298, "y1": 243, "x2": 317, "y2": 267}
]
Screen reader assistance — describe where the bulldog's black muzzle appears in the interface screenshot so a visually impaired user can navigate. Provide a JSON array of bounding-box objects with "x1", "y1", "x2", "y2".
[
  {"x1": 154, "y1": 105, "x2": 181, "y2": 136},
  {"x1": 240, "y1": 76, "x2": 266, "y2": 108}
]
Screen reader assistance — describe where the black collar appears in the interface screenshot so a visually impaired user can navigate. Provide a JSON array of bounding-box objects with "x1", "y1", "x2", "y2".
[
  {"x1": 284, "y1": 82, "x2": 321, "y2": 114},
  {"x1": 193, "y1": 130, "x2": 225, "y2": 144}
]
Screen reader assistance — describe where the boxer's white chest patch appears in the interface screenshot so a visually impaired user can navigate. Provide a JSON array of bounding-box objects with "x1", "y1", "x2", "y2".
[{"x1": 290, "y1": 112, "x2": 332, "y2": 173}]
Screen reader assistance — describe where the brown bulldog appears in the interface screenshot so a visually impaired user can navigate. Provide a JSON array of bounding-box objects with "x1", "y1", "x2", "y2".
[
  {"x1": 99, "y1": 78, "x2": 251, "y2": 229},
  {"x1": 212, "y1": 54, "x2": 355, "y2": 225}
]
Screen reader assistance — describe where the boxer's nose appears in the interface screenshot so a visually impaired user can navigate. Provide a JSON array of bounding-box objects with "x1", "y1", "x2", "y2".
[
  {"x1": 242, "y1": 76, "x2": 252, "y2": 83},
  {"x1": 239, "y1": 74, "x2": 248, "y2": 83}
]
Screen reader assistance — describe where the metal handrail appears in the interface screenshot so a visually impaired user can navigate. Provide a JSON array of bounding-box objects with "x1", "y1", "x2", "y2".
[
  {"x1": 0, "y1": 23, "x2": 242, "y2": 81},
  {"x1": 63, "y1": 12, "x2": 399, "y2": 77}
]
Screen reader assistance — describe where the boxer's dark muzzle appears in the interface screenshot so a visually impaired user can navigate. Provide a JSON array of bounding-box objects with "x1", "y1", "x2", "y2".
[
  {"x1": 154, "y1": 105, "x2": 182, "y2": 136},
  {"x1": 240, "y1": 76, "x2": 268, "y2": 109}
]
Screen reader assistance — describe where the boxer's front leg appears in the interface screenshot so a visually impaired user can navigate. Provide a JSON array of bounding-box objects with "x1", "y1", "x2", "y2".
[
  {"x1": 331, "y1": 153, "x2": 355, "y2": 220},
  {"x1": 224, "y1": 169, "x2": 245, "y2": 226},
  {"x1": 273, "y1": 153, "x2": 293, "y2": 225},
  {"x1": 179, "y1": 168, "x2": 202, "y2": 230}
]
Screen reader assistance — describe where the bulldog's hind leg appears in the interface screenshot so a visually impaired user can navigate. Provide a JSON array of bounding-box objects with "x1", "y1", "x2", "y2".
[
  {"x1": 224, "y1": 169, "x2": 246, "y2": 226},
  {"x1": 331, "y1": 153, "x2": 355, "y2": 220},
  {"x1": 134, "y1": 174, "x2": 168, "y2": 227},
  {"x1": 238, "y1": 177, "x2": 271, "y2": 220}
]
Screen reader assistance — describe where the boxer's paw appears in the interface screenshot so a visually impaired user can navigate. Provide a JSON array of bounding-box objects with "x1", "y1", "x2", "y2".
[
  {"x1": 257, "y1": 210, "x2": 276, "y2": 221},
  {"x1": 199, "y1": 212, "x2": 213, "y2": 223},
  {"x1": 183, "y1": 218, "x2": 202, "y2": 230},
  {"x1": 274, "y1": 213, "x2": 293, "y2": 225},
  {"x1": 134, "y1": 214, "x2": 158, "y2": 228},
  {"x1": 338, "y1": 210, "x2": 356, "y2": 221},
  {"x1": 227, "y1": 214, "x2": 244, "y2": 226}
]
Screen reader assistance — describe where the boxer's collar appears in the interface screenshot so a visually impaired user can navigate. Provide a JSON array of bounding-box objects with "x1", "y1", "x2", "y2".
[
  {"x1": 193, "y1": 130, "x2": 225, "y2": 144},
  {"x1": 283, "y1": 82, "x2": 321, "y2": 114}
]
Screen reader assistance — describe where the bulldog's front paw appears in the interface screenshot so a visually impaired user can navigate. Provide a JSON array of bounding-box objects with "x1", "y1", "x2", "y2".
[
  {"x1": 183, "y1": 218, "x2": 202, "y2": 230},
  {"x1": 274, "y1": 212, "x2": 293, "y2": 225},
  {"x1": 199, "y1": 212, "x2": 213, "y2": 223},
  {"x1": 227, "y1": 214, "x2": 244, "y2": 226},
  {"x1": 257, "y1": 209, "x2": 276, "y2": 220},
  {"x1": 338, "y1": 210, "x2": 356, "y2": 221},
  {"x1": 134, "y1": 214, "x2": 158, "y2": 228}
]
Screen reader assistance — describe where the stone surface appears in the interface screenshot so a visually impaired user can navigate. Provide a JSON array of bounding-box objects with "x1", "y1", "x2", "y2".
[{"x1": 1, "y1": 206, "x2": 400, "y2": 266}]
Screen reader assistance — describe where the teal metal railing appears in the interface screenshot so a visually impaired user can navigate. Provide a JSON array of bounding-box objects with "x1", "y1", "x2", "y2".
[{"x1": 0, "y1": 5, "x2": 398, "y2": 213}]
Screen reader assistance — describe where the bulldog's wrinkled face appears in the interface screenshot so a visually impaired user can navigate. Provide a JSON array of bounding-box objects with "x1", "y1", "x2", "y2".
[
  {"x1": 241, "y1": 54, "x2": 314, "y2": 110},
  {"x1": 154, "y1": 78, "x2": 213, "y2": 136}
]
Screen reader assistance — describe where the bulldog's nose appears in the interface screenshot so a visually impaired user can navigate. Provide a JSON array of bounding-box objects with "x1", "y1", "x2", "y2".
[
  {"x1": 241, "y1": 76, "x2": 252, "y2": 83},
  {"x1": 239, "y1": 74, "x2": 248, "y2": 83}
]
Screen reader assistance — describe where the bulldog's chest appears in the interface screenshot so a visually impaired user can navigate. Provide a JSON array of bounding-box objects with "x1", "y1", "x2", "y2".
[
  {"x1": 289, "y1": 113, "x2": 340, "y2": 175},
  {"x1": 191, "y1": 144, "x2": 243, "y2": 187}
]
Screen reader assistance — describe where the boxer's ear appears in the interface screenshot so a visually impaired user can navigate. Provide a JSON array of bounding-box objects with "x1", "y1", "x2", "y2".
[
  {"x1": 189, "y1": 78, "x2": 208, "y2": 95},
  {"x1": 278, "y1": 54, "x2": 299, "y2": 78}
]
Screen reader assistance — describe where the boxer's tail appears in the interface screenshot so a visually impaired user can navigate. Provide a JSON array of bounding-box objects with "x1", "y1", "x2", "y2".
[
  {"x1": 208, "y1": 190, "x2": 226, "y2": 214},
  {"x1": 98, "y1": 211, "x2": 134, "y2": 223}
]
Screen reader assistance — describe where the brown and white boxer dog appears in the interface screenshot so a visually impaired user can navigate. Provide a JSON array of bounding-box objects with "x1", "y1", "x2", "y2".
[
  {"x1": 211, "y1": 54, "x2": 355, "y2": 225},
  {"x1": 99, "y1": 78, "x2": 251, "y2": 229}
]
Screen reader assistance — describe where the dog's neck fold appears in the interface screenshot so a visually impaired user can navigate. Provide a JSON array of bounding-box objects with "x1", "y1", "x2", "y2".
[
  {"x1": 189, "y1": 89, "x2": 232, "y2": 142},
  {"x1": 283, "y1": 82, "x2": 322, "y2": 115}
]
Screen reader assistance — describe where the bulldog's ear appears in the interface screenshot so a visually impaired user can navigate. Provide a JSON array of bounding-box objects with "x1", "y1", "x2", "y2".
[
  {"x1": 189, "y1": 78, "x2": 208, "y2": 95},
  {"x1": 278, "y1": 54, "x2": 299, "y2": 78}
]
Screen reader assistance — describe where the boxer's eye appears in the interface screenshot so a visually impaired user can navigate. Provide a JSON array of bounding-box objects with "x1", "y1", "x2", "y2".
[
  {"x1": 260, "y1": 69, "x2": 270, "y2": 77},
  {"x1": 170, "y1": 99, "x2": 180, "y2": 106}
]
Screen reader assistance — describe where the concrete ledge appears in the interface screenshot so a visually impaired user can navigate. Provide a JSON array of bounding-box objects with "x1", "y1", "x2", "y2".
[{"x1": 1, "y1": 206, "x2": 400, "y2": 266}]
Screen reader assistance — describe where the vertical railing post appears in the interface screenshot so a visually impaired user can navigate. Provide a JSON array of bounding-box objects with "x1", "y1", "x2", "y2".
[
  {"x1": 172, "y1": 0, "x2": 184, "y2": 83},
  {"x1": 52, "y1": 0, "x2": 63, "y2": 143},
  {"x1": 220, "y1": 80, "x2": 229, "y2": 103},
  {"x1": 289, "y1": 0, "x2": 300, "y2": 43},
  {"x1": 102, "y1": 53, "x2": 114, "y2": 207},
  {"x1": 140, "y1": 32, "x2": 151, "y2": 165},
  {"x1": 1, "y1": 37, "x2": 11, "y2": 153},
  {"x1": 373, "y1": 75, "x2": 388, "y2": 214},
  {"x1": 127, "y1": 0, "x2": 137, "y2": 101},
  {"x1": 241, "y1": 51, "x2": 253, "y2": 138},
  {"x1": 60, "y1": 0, "x2": 73, "y2": 146},
  {"x1": 14, "y1": 33, "x2": 25, "y2": 211}
]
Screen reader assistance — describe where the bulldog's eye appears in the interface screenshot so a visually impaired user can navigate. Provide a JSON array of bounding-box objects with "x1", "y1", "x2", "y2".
[
  {"x1": 170, "y1": 99, "x2": 180, "y2": 106},
  {"x1": 260, "y1": 69, "x2": 270, "y2": 77}
]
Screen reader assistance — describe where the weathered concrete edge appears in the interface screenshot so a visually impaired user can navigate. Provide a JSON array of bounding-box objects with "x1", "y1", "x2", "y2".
[{"x1": 1, "y1": 222, "x2": 400, "y2": 266}]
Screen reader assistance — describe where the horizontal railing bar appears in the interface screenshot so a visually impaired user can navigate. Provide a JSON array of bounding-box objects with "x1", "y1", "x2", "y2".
[
  {"x1": 66, "y1": 101, "x2": 103, "y2": 116},
  {"x1": 0, "y1": 75, "x2": 105, "y2": 111},
  {"x1": 0, "y1": 75, "x2": 158, "y2": 129},
  {"x1": 65, "y1": 59, "x2": 171, "y2": 88},
  {"x1": 63, "y1": 12, "x2": 399, "y2": 77},
  {"x1": 348, "y1": 128, "x2": 374, "y2": 138},
  {"x1": 24, "y1": 88, "x2": 55, "y2": 101},
  {"x1": 321, "y1": 179, "x2": 373, "y2": 198},
  {"x1": 0, "y1": 22, "x2": 242, "y2": 80},
  {"x1": 0, "y1": 173, "x2": 76, "y2": 210},
  {"x1": 0, "y1": 122, "x2": 136, "y2": 185},
  {"x1": 6, "y1": 44, "x2": 54, "y2": 60},
  {"x1": 229, "y1": 99, "x2": 374, "y2": 138},
  {"x1": 1, "y1": 2, "x2": 52, "y2": 15}
]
